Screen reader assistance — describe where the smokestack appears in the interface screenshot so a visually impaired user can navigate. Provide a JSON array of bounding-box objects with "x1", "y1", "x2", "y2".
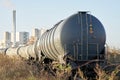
[{"x1": 12, "y1": 10, "x2": 16, "y2": 47}]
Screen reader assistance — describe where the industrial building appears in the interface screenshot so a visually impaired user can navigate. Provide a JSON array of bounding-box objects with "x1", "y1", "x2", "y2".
[
  {"x1": 32, "y1": 28, "x2": 40, "y2": 40},
  {"x1": 32, "y1": 28, "x2": 46, "y2": 41},
  {"x1": 0, "y1": 10, "x2": 46, "y2": 48},
  {"x1": 0, "y1": 31, "x2": 12, "y2": 48},
  {"x1": 16, "y1": 32, "x2": 29, "y2": 45}
]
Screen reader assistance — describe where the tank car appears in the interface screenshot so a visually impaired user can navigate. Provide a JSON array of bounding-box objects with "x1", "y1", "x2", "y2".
[
  {"x1": 0, "y1": 48, "x2": 7, "y2": 54},
  {"x1": 0, "y1": 11, "x2": 106, "y2": 63},
  {"x1": 37, "y1": 11, "x2": 106, "y2": 62},
  {"x1": 0, "y1": 11, "x2": 106, "y2": 80}
]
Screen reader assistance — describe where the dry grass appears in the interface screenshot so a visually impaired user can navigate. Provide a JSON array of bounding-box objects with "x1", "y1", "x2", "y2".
[
  {"x1": 0, "y1": 54, "x2": 73, "y2": 80},
  {"x1": 92, "y1": 47, "x2": 120, "y2": 80},
  {"x1": 0, "y1": 47, "x2": 120, "y2": 80},
  {"x1": 94, "y1": 64, "x2": 120, "y2": 80},
  {"x1": 0, "y1": 54, "x2": 34, "y2": 80},
  {"x1": 107, "y1": 47, "x2": 120, "y2": 63},
  {"x1": 0, "y1": 54, "x2": 57, "y2": 80}
]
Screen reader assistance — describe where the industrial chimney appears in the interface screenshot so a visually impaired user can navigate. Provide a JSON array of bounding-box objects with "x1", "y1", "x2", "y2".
[{"x1": 12, "y1": 10, "x2": 16, "y2": 47}]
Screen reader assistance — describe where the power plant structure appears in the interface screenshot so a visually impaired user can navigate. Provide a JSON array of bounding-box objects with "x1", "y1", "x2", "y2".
[{"x1": 12, "y1": 10, "x2": 16, "y2": 47}]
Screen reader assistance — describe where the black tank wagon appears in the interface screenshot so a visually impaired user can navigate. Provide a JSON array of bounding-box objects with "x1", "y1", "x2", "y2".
[{"x1": 38, "y1": 11, "x2": 106, "y2": 62}]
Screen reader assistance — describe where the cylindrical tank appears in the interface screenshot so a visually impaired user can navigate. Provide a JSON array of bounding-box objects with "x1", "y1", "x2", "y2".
[
  {"x1": 6, "y1": 47, "x2": 19, "y2": 56},
  {"x1": 38, "y1": 11, "x2": 106, "y2": 61},
  {"x1": 5, "y1": 43, "x2": 38, "y2": 60},
  {"x1": 18, "y1": 44, "x2": 37, "y2": 60},
  {"x1": 0, "y1": 48, "x2": 7, "y2": 54}
]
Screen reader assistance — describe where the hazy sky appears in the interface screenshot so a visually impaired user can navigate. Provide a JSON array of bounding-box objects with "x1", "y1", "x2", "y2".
[{"x1": 0, "y1": 0, "x2": 120, "y2": 48}]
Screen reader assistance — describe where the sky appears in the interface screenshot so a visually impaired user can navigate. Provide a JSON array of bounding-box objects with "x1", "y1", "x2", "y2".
[{"x1": 0, "y1": 0, "x2": 120, "y2": 48}]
